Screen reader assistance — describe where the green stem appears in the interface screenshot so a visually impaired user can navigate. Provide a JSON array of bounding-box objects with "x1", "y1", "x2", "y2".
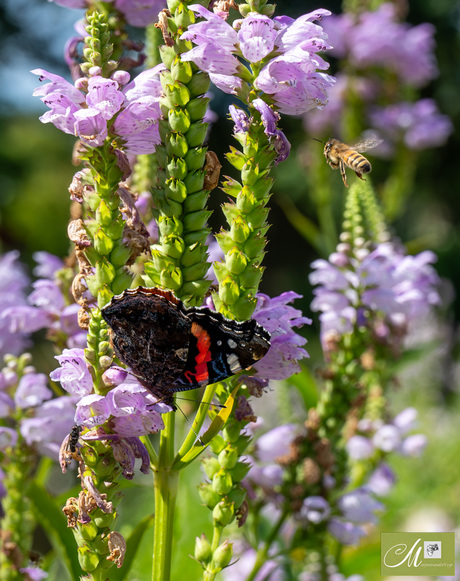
[
  {"x1": 203, "y1": 527, "x2": 224, "y2": 581},
  {"x1": 174, "y1": 383, "x2": 217, "y2": 466},
  {"x1": 152, "y1": 411, "x2": 179, "y2": 581},
  {"x1": 245, "y1": 510, "x2": 288, "y2": 581}
]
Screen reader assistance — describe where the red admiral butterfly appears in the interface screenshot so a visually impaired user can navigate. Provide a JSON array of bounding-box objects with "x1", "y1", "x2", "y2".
[{"x1": 101, "y1": 287, "x2": 270, "y2": 408}]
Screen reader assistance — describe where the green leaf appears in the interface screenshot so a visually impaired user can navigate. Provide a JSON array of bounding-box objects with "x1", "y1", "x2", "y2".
[
  {"x1": 287, "y1": 364, "x2": 319, "y2": 410},
  {"x1": 27, "y1": 481, "x2": 82, "y2": 580}
]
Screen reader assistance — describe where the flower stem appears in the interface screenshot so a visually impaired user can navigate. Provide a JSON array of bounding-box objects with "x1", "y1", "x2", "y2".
[
  {"x1": 245, "y1": 510, "x2": 288, "y2": 581},
  {"x1": 152, "y1": 411, "x2": 179, "y2": 581}
]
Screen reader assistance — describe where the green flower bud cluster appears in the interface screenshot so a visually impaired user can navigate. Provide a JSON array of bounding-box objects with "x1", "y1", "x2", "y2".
[
  {"x1": 81, "y1": 11, "x2": 119, "y2": 77},
  {"x1": 195, "y1": 419, "x2": 252, "y2": 577},
  {"x1": 70, "y1": 441, "x2": 123, "y2": 576},
  {"x1": 81, "y1": 146, "x2": 134, "y2": 308},
  {"x1": 143, "y1": 1, "x2": 212, "y2": 306},
  {"x1": 239, "y1": 0, "x2": 276, "y2": 17},
  {"x1": 0, "y1": 354, "x2": 35, "y2": 581},
  {"x1": 341, "y1": 181, "x2": 389, "y2": 254},
  {"x1": 214, "y1": 122, "x2": 276, "y2": 320},
  {"x1": 84, "y1": 309, "x2": 113, "y2": 394}
]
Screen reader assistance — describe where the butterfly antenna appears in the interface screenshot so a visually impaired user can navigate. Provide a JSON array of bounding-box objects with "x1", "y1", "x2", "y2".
[
  {"x1": 174, "y1": 402, "x2": 205, "y2": 447},
  {"x1": 176, "y1": 396, "x2": 226, "y2": 410}
]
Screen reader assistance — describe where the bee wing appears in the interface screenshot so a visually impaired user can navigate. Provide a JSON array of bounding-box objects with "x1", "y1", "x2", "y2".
[{"x1": 351, "y1": 136, "x2": 384, "y2": 153}]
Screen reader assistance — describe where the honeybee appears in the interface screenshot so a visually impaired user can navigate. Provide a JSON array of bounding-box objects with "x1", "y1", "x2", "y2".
[{"x1": 321, "y1": 136, "x2": 383, "y2": 187}]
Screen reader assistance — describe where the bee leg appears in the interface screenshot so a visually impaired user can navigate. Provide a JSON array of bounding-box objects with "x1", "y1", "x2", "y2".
[
  {"x1": 355, "y1": 171, "x2": 366, "y2": 181},
  {"x1": 339, "y1": 161, "x2": 348, "y2": 188}
]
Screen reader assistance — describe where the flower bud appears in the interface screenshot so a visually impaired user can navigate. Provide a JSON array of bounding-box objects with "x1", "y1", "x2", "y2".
[
  {"x1": 171, "y1": 58, "x2": 193, "y2": 84},
  {"x1": 180, "y1": 279, "x2": 211, "y2": 298},
  {"x1": 213, "y1": 499, "x2": 235, "y2": 526},
  {"x1": 110, "y1": 243, "x2": 132, "y2": 267},
  {"x1": 212, "y1": 469, "x2": 233, "y2": 495},
  {"x1": 247, "y1": 206, "x2": 269, "y2": 229},
  {"x1": 241, "y1": 162, "x2": 260, "y2": 185},
  {"x1": 238, "y1": 264, "x2": 263, "y2": 289},
  {"x1": 169, "y1": 108, "x2": 191, "y2": 133},
  {"x1": 182, "y1": 262, "x2": 209, "y2": 282},
  {"x1": 162, "y1": 235, "x2": 185, "y2": 259},
  {"x1": 187, "y1": 72, "x2": 211, "y2": 97},
  {"x1": 226, "y1": 248, "x2": 248, "y2": 275},
  {"x1": 167, "y1": 157, "x2": 188, "y2": 180},
  {"x1": 112, "y1": 269, "x2": 133, "y2": 295},
  {"x1": 185, "y1": 147, "x2": 207, "y2": 171},
  {"x1": 229, "y1": 461, "x2": 251, "y2": 483},
  {"x1": 222, "y1": 422, "x2": 241, "y2": 443},
  {"x1": 236, "y1": 433, "x2": 252, "y2": 455},
  {"x1": 184, "y1": 170, "x2": 205, "y2": 194},
  {"x1": 94, "y1": 230, "x2": 114, "y2": 255},
  {"x1": 244, "y1": 232, "x2": 266, "y2": 258},
  {"x1": 219, "y1": 276, "x2": 240, "y2": 305},
  {"x1": 186, "y1": 97, "x2": 210, "y2": 122},
  {"x1": 183, "y1": 189, "x2": 208, "y2": 213},
  {"x1": 166, "y1": 81, "x2": 190, "y2": 107},
  {"x1": 96, "y1": 199, "x2": 113, "y2": 226},
  {"x1": 210, "y1": 434, "x2": 226, "y2": 454},
  {"x1": 218, "y1": 446, "x2": 238, "y2": 469},
  {"x1": 202, "y1": 456, "x2": 221, "y2": 480},
  {"x1": 80, "y1": 521, "x2": 99, "y2": 541},
  {"x1": 198, "y1": 482, "x2": 220, "y2": 508},
  {"x1": 166, "y1": 134, "x2": 189, "y2": 158},
  {"x1": 105, "y1": 219, "x2": 124, "y2": 240},
  {"x1": 230, "y1": 216, "x2": 250, "y2": 243},
  {"x1": 78, "y1": 545, "x2": 101, "y2": 572},
  {"x1": 181, "y1": 244, "x2": 207, "y2": 268},
  {"x1": 215, "y1": 231, "x2": 233, "y2": 253},
  {"x1": 186, "y1": 121, "x2": 209, "y2": 148},
  {"x1": 195, "y1": 534, "x2": 212, "y2": 563},
  {"x1": 232, "y1": 296, "x2": 257, "y2": 321},
  {"x1": 95, "y1": 260, "x2": 116, "y2": 285},
  {"x1": 165, "y1": 178, "x2": 187, "y2": 203},
  {"x1": 236, "y1": 191, "x2": 257, "y2": 213},
  {"x1": 226, "y1": 149, "x2": 246, "y2": 171},
  {"x1": 184, "y1": 209, "x2": 211, "y2": 232},
  {"x1": 251, "y1": 177, "x2": 272, "y2": 200},
  {"x1": 160, "y1": 267, "x2": 183, "y2": 291},
  {"x1": 93, "y1": 511, "x2": 116, "y2": 529},
  {"x1": 226, "y1": 486, "x2": 246, "y2": 509},
  {"x1": 212, "y1": 540, "x2": 233, "y2": 569}
]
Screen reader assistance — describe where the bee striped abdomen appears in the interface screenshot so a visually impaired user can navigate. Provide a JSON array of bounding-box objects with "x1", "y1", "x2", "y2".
[{"x1": 343, "y1": 151, "x2": 371, "y2": 174}]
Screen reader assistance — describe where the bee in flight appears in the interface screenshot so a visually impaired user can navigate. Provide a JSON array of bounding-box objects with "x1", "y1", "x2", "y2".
[{"x1": 319, "y1": 136, "x2": 383, "y2": 187}]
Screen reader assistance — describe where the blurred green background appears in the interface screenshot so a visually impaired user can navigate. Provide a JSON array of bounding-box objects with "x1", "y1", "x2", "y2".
[{"x1": 1, "y1": 0, "x2": 460, "y2": 579}]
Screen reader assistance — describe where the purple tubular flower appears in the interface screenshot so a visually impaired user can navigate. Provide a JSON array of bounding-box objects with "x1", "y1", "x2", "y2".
[
  {"x1": 346, "y1": 435, "x2": 374, "y2": 460},
  {"x1": 229, "y1": 105, "x2": 250, "y2": 133},
  {"x1": 0, "y1": 427, "x2": 18, "y2": 450},
  {"x1": 337, "y1": 489, "x2": 383, "y2": 524},
  {"x1": 75, "y1": 394, "x2": 111, "y2": 427},
  {"x1": 50, "y1": 348, "x2": 93, "y2": 396},
  {"x1": 323, "y1": 4, "x2": 438, "y2": 87},
  {"x1": 33, "y1": 251, "x2": 63, "y2": 279},
  {"x1": 20, "y1": 396, "x2": 79, "y2": 458},
  {"x1": 310, "y1": 242, "x2": 441, "y2": 349},
  {"x1": 372, "y1": 424, "x2": 401, "y2": 452},
  {"x1": 367, "y1": 462, "x2": 396, "y2": 496},
  {"x1": 328, "y1": 517, "x2": 366, "y2": 546},
  {"x1": 32, "y1": 65, "x2": 164, "y2": 154},
  {"x1": 19, "y1": 567, "x2": 48, "y2": 581},
  {"x1": 114, "y1": 0, "x2": 165, "y2": 28},
  {"x1": 0, "y1": 251, "x2": 32, "y2": 358},
  {"x1": 237, "y1": 15, "x2": 278, "y2": 62},
  {"x1": 300, "y1": 496, "x2": 331, "y2": 523},
  {"x1": 14, "y1": 373, "x2": 53, "y2": 409},
  {"x1": 252, "y1": 292, "x2": 311, "y2": 380},
  {"x1": 369, "y1": 100, "x2": 452, "y2": 151},
  {"x1": 401, "y1": 434, "x2": 427, "y2": 457},
  {"x1": 255, "y1": 423, "x2": 298, "y2": 462}
]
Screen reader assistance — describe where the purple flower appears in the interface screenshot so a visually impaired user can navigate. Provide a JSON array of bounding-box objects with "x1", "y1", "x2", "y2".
[
  {"x1": 19, "y1": 567, "x2": 48, "y2": 581},
  {"x1": 181, "y1": 6, "x2": 334, "y2": 115},
  {"x1": 300, "y1": 496, "x2": 331, "y2": 523},
  {"x1": 393, "y1": 407, "x2": 418, "y2": 433},
  {"x1": 32, "y1": 65, "x2": 164, "y2": 154},
  {"x1": 252, "y1": 292, "x2": 311, "y2": 380},
  {"x1": 255, "y1": 423, "x2": 298, "y2": 462},
  {"x1": 75, "y1": 394, "x2": 111, "y2": 427},
  {"x1": 222, "y1": 542, "x2": 283, "y2": 581},
  {"x1": 50, "y1": 348, "x2": 93, "y2": 396},
  {"x1": 372, "y1": 424, "x2": 401, "y2": 453},
  {"x1": 323, "y1": 4, "x2": 438, "y2": 87},
  {"x1": 367, "y1": 462, "x2": 396, "y2": 496},
  {"x1": 33, "y1": 251, "x2": 64, "y2": 279},
  {"x1": 328, "y1": 517, "x2": 366, "y2": 546},
  {"x1": 338, "y1": 489, "x2": 383, "y2": 524},
  {"x1": 310, "y1": 242, "x2": 441, "y2": 350},
  {"x1": 0, "y1": 427, "x2": 18, "y2": 450},
  {"x1": 20, "y1": 396, "x2": 79, "y2": 458},
  {"x1": 369, "y1": 100, "x2": 452, "y2": 151},
  {"x1": 114, "y1": 0, "x2": 165, "y2": 27},
  {"x1": 346, "y1": 435, "x2": 374, "y2": 460},
  {"x1": 401, "y1": 434, "x2": 427, "y2": 457},
  {"x1": 14, "y1": 373, "x2": 53, "y2": 409},
  {"x1": 0, "y1": 251, "x2": 31, "y2": 358}
]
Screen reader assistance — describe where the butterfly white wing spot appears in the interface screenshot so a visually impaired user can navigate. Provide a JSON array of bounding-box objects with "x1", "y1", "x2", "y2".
[
  {"x1": 227, "y1": 353, "x2": 240, "y2": 372},
  {"x1": 227, "y1": 338, "x2": 238, "y2": 349}
]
